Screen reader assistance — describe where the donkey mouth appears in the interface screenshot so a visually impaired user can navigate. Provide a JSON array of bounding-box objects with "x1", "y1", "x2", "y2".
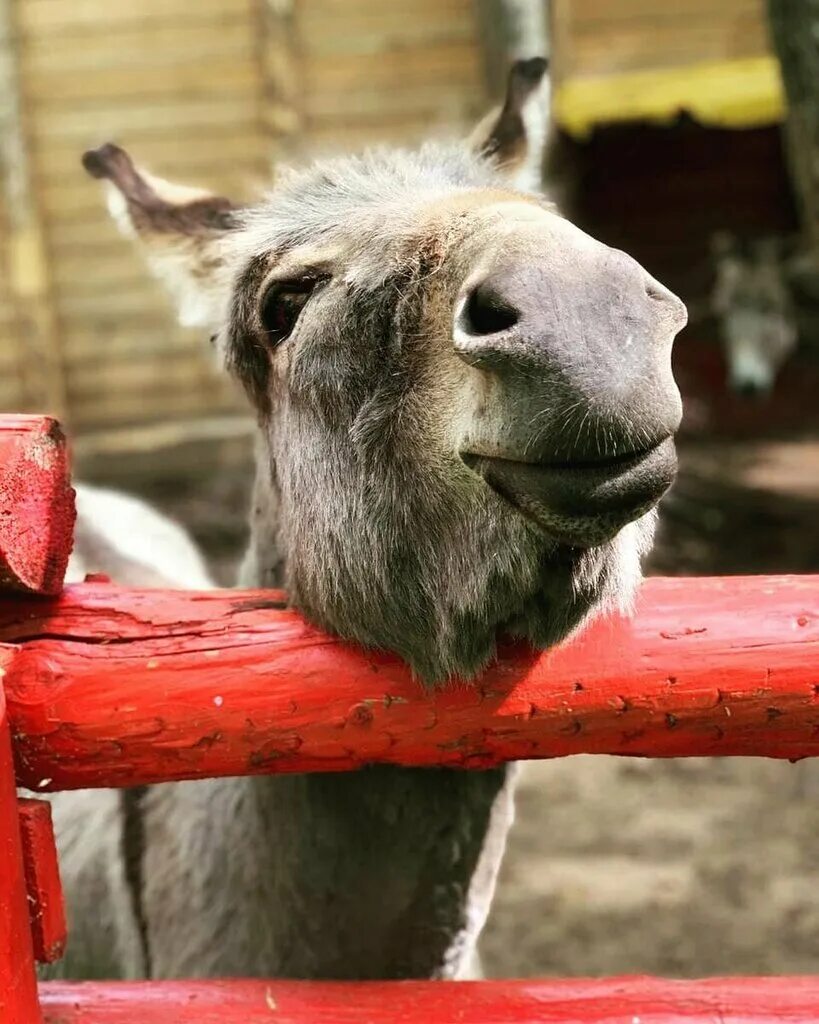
[{"x1": 460, "y1": 437, "x2": 677, "y2": 546}]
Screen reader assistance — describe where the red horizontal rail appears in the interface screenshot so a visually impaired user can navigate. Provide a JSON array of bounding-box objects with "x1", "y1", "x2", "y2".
[
  {"x1": 0, "y1": 416, "x2": 74, "y2": 597},
  {"x1": 37, "y1": 977, "x2": 819, "y2": 1023},
  {"x1": 3, "y1": 575, "x2": 818, "y2": 791}
]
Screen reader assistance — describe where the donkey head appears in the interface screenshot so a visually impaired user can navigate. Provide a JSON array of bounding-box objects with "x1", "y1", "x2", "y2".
[
  {"x1": 711, "y1": 232, "x2": 798, "y2": 397},
  {"x1": 83, "y1": 60, "x2": 686, "y2": 682}
]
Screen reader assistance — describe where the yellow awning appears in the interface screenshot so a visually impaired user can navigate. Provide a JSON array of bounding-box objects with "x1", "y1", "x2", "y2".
[{"x1": 554, "y1": 55, "x2": 785, "y2": 139}]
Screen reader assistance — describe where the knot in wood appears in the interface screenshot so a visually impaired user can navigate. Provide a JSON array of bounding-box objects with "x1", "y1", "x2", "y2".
[{"x1": 347, "y1": 702, "x2": 373, "y2": 728}]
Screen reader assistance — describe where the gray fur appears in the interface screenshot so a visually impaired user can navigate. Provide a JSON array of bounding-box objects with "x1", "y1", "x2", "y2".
[
  {"x1": 51, "y1": 78, "x2": 686, "y2": 981},
  {"x1": 68, "y1": 483, "x2": 213, "y2": 589},
  {"x1": 711, "y1": 232, "x2": 798, "y2": 395},
  {"x1": 226, "y1": 143, "x2": 677, "y2": 682}
]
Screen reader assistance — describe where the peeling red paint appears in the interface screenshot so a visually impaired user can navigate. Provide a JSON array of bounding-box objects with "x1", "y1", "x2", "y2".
[{"x1": 0, "y1": 575, "x2": 817, "y2": 791}]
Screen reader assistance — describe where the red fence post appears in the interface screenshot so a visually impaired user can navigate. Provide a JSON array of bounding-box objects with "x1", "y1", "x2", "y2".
[
  {"x1": 18, "y1": 799, "x2": 67, "y2": 964},
  {"x1": 0, "y1": 676, "x2": 43, "y2": 1024},
  {"x1": 0, "y1": 415, "x2": 75, "y2": 596}
]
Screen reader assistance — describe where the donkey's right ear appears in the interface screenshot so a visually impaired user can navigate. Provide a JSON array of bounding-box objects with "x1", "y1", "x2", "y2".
[
  {"x1": 82, "y1": 143, "x2": 241, "y2": 328},
  {"x1": 469, "y1": 57, "x2": 549, "y2": 191}
]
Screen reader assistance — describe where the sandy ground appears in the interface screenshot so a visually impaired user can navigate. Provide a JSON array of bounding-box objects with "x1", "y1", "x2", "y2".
[{"x1": 482, "y1": 755, "x2": 819, "y2": 977}]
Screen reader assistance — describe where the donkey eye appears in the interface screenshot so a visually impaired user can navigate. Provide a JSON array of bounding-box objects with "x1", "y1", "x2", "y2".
[{"x1": 259, "y1": 278, "x2": 319, "y2": 345}]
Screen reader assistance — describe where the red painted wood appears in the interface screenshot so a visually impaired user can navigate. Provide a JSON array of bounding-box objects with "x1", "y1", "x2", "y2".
[
  {"x1": 18, "y1": 798, "x2": 67, "y2": 964},
  {"x1": 0, "y1": 688, "x2": 43, "y2": 1024},
  {"x1": 37, "y1": 977, "x2": 819, "y2": 1023},
  {"x1": 2, "y1": 575, "x2": 817, "y2": 791},
  {"x1": 0, "y1": 415, "x2": 75, "y2": 596}
]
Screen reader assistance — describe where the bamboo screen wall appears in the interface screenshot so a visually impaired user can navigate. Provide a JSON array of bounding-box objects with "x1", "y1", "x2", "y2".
[{"x1": 0, "y1": 0, "x2": 488, "y2": 440}]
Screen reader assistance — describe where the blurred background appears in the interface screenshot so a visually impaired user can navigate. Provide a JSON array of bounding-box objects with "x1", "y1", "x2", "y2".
[{"x1": 2, "y1": 0, "x2": 819, "y2": 980}]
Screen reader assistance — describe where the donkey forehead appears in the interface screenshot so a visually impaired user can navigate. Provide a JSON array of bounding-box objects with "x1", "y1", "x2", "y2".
[{"x1": 232, "y1": 188, "x2": 568, "y2": 291}]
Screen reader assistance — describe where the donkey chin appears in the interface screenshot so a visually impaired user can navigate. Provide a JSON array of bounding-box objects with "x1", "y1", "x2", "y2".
[{"x1": 461, "y1": 436, "x2": 676, "y2": 548}]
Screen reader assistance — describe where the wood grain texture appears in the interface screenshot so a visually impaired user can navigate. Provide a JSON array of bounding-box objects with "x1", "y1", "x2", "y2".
[
  {"x1": 552, "y1": 0, "x2": 769, "y2": 80},
  {"x1": 3, "y1": 0, "x2": 488, "y2": 429},
  {"x1": 0, "y1": 688, "x2": 43, "y2": 1024},
  {"x1": 18, "y1": 0, "x2": 253, "y2": 35},
  {"x1": 37, "y1": 976, "x2": 819, "y2": 1023},
  {"x1": 549, "y1": 0, "x2": 781, "y2": 137},
  {"x1": 0, "y1": 0, "x2": 66, "y2": 420},
  {"x1": 17, "y1": 798, "x2": 67, "y2": 964},
  {"x1": 3, "y1": 575, "x2": 817, "y2": 792},
  {"x1": 0, "y1": 416, "x2": 75, "y2": 595}
]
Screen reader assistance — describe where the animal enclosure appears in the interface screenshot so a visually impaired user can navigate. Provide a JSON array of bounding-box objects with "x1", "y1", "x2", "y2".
[{"x1": 1, "y1": 415, "x2": 818, "y2": 1022}]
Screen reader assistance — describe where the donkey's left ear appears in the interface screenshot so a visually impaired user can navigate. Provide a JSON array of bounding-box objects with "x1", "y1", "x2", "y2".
[
  {"x1": 82, "y1": 143, "x2": 242, "y2": 328},
  {"x1": 469, "y1": 57, "x2": 549, "y2": 191}
]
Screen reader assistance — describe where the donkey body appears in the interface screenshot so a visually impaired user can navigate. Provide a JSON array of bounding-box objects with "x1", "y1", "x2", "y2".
[
  {"x1": 67, "y1": 483, "x2": 213, "y2": 589},
  {"x1": 50, "y1": 61, "x2": 686, "y2": 980}
]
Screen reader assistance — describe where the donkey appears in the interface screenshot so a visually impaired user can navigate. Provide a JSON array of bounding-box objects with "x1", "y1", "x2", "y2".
[
  {"x1": 51, "y1": 60, "x2": 686, "y2": 981},
  {"x1": 710, "y1": 232, "x2": 798, "y2": 396},
  {"x1": 68, "y1": 482, "x2": 213, "y2": 589}
]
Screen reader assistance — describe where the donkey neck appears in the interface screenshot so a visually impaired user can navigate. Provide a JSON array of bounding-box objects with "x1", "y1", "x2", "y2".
[
  {"x1": 184, "y1": 468, "x2": 518, "y2": 979},
  {"x1": 263, "y1": 766, "x2": 511, "y2": 977}
]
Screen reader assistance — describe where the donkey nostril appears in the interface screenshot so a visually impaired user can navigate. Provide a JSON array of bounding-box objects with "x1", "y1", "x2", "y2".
[
  {"x1": 644, "y1": 276, "x2": 688, "y2": 326},
  {"x1": 460, "y1": 282, "x2": 520, "y2": 336}
]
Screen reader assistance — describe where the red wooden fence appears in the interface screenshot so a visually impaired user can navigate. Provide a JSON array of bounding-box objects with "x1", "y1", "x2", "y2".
[
  {"x1": 36, "y1": 977, "x2": 819, "y2": 1023},
  {"x1": 2, "y1": 575, "x2": 818, "y2": 791},
  {"x1": 1, "y1": 415, "x2": 818, "y2": 1024},
  {"x1": 0, "y1": 685, "x2": 42, "y2": 1023},
  {"x1": 0, "y1": 416, "x2": 74, "y2": 596}
]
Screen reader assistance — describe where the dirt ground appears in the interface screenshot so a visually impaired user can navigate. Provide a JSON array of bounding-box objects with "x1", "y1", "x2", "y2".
[
  {"x1": 103, "y1": 336, "x2": 819, "y2": 980},
  {"x1": 483, "y1": 754, "x2": 819, "y2": 977}
]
